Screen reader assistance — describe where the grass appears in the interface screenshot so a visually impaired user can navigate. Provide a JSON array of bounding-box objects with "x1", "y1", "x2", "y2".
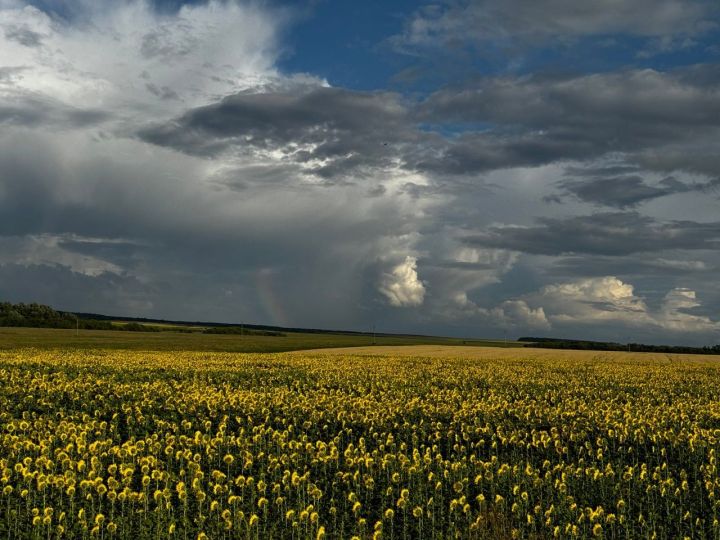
[
  {"x1": 109, "y1": 320, "x2": 208, "y2": 330},
  {"x1": 0, "y1": 326, "x2": 523, "y2": 353}
]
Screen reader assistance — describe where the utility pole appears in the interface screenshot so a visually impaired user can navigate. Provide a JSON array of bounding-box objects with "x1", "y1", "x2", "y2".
[{"x1": 372, "y1": 323, "x2": 376, "y2": 345}]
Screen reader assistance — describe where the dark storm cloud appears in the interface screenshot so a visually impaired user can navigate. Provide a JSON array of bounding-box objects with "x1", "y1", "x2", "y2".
[
  {"x1": 548, "y1": 162, "x2": 720, "y2": 208},
  {"x1": 57, "y1": 239, "x2": 147, "y2": 270},
  {"x1": 423, "y1": 260, "x2": 505, "y2": 271},
  {"x1": 0, "y1": 127, "x2": 418, "y2": 273},
  {"x1": 138, "y1": 87, "x2": 422, "y2": 178},
  {"x1": 139, "y1": 67, "x2": 720, "y2": 181},
  {"x1": 0, "y1": 94, "x2": 110, "y2": 129},
  {"x1": 634, "y1": 144, "x2": 720, "y2": 179},
  {"x1": 553, "y1": 176, "x2": 676, "y2": 208},
  {"x1": 551, "y1": 255, "x2": 714, "y2": 278},
  {"x1": 563, "y1": 165, "x2": 642, "y2": 178},
  {"x1": 0, "y1": 263, "x2": 155, "y2": 314},
  {"x1": 405, "y1": 67, "x2": 720, "y2": 177},
  {"x1": 551, "y1": 175, "x2": 698, "y2": 208},
  {"x1": 465, "y1": 213, "x2": 720, "y2": 256},
  {"x1": 412, "y1": 131, "x2": 598, "y2": 175},
  {"x1": 0, "y1": 102, "x2": 47, "y2": 127},
  {"x1": 421, "y1": 70, "x2": 720, "y2": 129},
  {"x1": 140, "y1": 67, "x2": 717, "y2": 182},
  {"x1": 423, "y1": 69, "x2": 719, "y2": 164},
  {"x1": 0, "y1": 134, "x2": 135, "y2": 238},
  {"x1": 0, "y1": 124, "x2": 428, "y2": 328},
  {"x1": 210, "y1": 163, "x2": 304, "y2": 191}
]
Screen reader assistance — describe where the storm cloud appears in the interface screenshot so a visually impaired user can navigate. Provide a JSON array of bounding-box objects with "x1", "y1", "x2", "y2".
[
  {"x1": 1, "y1": 0, "x2": 719, "y2": 345},
  {"x1": 464, "y1": 213, "x2": 720, "y2": 256},
  {"x1": 417, "y1": 68, "x2": 720, "y2": 176},
  {"x1": 138, "y1": 86, "x2": 422, "y2": 179}
]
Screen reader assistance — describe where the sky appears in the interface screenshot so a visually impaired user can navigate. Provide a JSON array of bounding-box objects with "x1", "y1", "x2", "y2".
[{"x1": 1, "y1": 0, "x2": 719, "y2": 345}]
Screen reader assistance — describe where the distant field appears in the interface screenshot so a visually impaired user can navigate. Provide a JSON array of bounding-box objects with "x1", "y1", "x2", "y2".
[
  {"x1": 1, "y1": 346, "x2": 720, "y2": 539},
  {"x1": 301, "y1": 344, "x2": 720, "y2": 363},
  {"x1": 0, "y1": 326, "x2": 522, "y2": 352},
  {"x1": 109, "y1": 320, "x2": 209, "y2": 330}
]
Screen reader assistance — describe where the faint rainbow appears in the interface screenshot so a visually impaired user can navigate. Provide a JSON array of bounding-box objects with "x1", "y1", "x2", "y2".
[{"x1": 254, "y1": 268, "x2": 289, "y2": 327}]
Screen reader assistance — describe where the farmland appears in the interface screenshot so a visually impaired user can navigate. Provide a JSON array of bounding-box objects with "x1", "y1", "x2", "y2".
[
  {"x1": 0, "y1": 327, "x2": 519, "y2": 353},
  {"x1": 1, "y1": 345, "x2": 720, "y2": 538}
]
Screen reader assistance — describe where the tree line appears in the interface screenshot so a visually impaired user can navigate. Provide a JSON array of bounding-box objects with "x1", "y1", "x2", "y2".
[
  {"x1": 519, "y1": 336, "x2": 720, "y2": 355},
  {"x1": 0, "y1": 302, "x2": 285, "y2": 336},
  {"x1": 0, "y1": 302, "x2": 109, "y2": 329}
]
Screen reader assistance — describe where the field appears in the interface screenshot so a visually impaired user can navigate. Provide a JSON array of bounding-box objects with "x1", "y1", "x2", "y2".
[
  {"x1": 0, "y1": 327, "x2": 520, "y2": 353},
  {"x1": 2, "y1": 344, "x2": 720, "y2": 539}
]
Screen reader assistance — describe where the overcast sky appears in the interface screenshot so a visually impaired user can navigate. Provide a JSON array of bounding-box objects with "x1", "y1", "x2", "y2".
[{"x1": 1, "y1": 0, "x2": 719, "y2": 344}]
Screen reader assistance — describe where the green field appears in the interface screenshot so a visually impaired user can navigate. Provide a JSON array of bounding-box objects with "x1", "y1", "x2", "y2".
[{"x1": 0, "y1": 326, "x2": 521, "y2": 353}]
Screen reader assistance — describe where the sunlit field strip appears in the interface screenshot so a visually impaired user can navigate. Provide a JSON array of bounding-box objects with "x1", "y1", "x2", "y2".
[{"x1": 2, "y1": 347, "x2": 720, "y2": 539}]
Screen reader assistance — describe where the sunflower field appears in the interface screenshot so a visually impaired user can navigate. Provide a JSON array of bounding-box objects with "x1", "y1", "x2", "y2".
[{"x1": 1, "y1": 347, "x2": 720, "y2": 539}]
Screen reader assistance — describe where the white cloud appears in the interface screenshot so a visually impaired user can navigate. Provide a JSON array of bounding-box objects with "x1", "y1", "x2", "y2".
[
  {"x1": 0, "y1": 0, "x2": 288, "y2": 121},
  {"x1": 0, "y1": 234, "x2": 129, "y2": 276},
  {"x1": 380, "y1": 256, "x2": 426, "y2": 307},
  {"x1": 535, "y1": 276, "x2": 652, "y2": 324},
  {"x1": 490, "y1": 300, "x2": 550, "y2": 330},
  {"x1": 524, "y1": 276, "x2": 720, "y2": 335},
  {"x1": 420, "y1": 245, "x2": 518, "y2": 317},
  {"x1": 657, "y1": 288, "x2": 720, "y2": 332}
]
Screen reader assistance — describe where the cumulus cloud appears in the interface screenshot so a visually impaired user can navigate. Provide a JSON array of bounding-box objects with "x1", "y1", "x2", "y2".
[
  {"x1": 657, "y1": 288, "x2": 720, "y2": 332},
  {"x1": 489, "y1": 300, "x2": 550, "y2": 330},
  {"x1": 418, "y1": 245, "x2": 518, "y2": 316},
  {"x1": 379, "y1": 256, "x2": 426, "y2": 307},
  {"x1": 522, "y1": 276, "x2": 720, "y2": 337},
  {"x1": 532, "y1": 277, "x2": 653, "y2": 325}
]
